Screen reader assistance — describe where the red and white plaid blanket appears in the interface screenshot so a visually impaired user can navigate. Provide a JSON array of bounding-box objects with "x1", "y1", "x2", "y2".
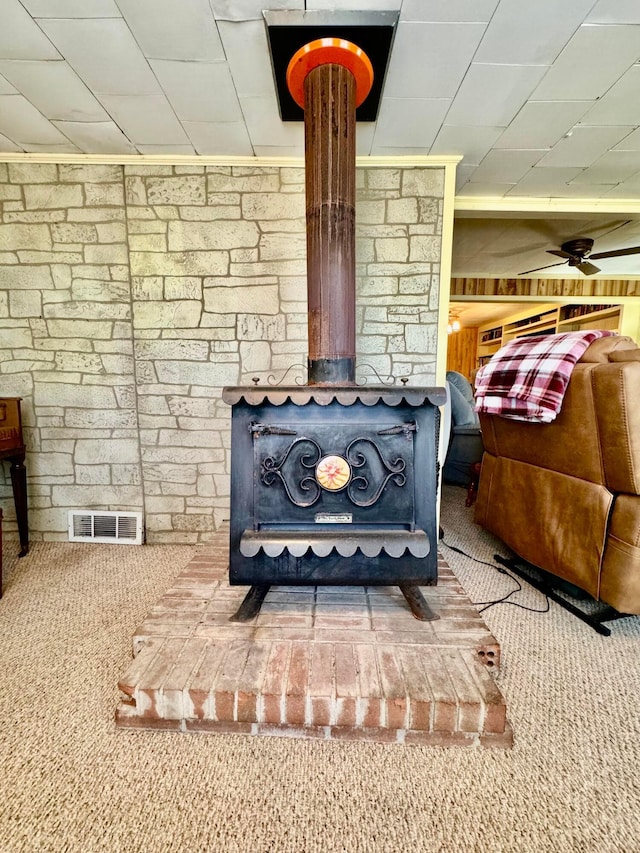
[{"x1": 474, "y1": 330, "x2": 615, "y2": 422}]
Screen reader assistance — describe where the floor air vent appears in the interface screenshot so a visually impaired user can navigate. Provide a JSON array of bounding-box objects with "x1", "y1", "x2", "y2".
[{"x1": 68, "y1": 511, "x2": 143, "y2": 545}]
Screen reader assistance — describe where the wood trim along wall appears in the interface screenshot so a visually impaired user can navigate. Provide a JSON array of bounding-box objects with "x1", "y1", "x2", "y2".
[
  {"x1": 436, "y1": 160, "x2": 459, "y2": 384},
  {"x1": 451, "y1": 278, "x2": 640, "y2": 297},
  {"x1": 454, "y1": 197, "x2": 640, "y2": 215},
  {"x1": 0, "y1": 152, "x2": 462, "y2": 168}
]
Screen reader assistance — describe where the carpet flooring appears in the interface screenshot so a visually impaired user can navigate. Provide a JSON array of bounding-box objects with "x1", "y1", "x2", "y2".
[{"x1": 0, "y1": 485, "x2": 639, "y2": 853}]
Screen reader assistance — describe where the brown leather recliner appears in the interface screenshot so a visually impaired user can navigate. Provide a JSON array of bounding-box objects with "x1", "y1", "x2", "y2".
[{"x1": 474, "y1": 335, "x2": 640, "y2": 614}]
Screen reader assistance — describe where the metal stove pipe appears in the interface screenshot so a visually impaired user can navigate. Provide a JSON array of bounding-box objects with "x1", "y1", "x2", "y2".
[{"x1": 286, "y1": 40, "x2": 373, "y2": 385}]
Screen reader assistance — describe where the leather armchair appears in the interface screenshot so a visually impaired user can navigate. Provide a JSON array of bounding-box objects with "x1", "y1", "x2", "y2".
[{"x1": 474, "y1": 335, "x2": 640, "y2": 614}]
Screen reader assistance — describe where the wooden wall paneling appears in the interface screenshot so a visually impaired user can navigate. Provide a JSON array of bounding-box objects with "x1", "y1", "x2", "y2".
[
  {"x1": 446, "y1": 327, "x2": 478, "y2": 381},
  {"x1": 451, "y1": 278, "x2": 640, "y2": 297}
]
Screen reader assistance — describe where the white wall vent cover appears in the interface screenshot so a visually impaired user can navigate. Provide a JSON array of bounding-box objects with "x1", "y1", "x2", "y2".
[{"x1": 68, "y1": 510, "x2": 143, "y2": 545}]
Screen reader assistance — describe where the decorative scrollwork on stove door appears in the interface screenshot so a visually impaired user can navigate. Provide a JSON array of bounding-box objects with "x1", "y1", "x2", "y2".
[
  {"x1": 345, "y1": 436, "x2": 407, "y2": 507},
  {"x1": 260, "y1": 437, "x2": 322, "y2": 507}
]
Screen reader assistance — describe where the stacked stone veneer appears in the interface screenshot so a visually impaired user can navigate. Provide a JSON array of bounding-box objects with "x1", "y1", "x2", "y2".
[{"x1": 0, "y1": 161, "x2": 444, "y2": 545}]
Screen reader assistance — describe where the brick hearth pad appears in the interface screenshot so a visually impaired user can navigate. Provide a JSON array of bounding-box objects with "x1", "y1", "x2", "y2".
[{"x1": 116, "y1": 538, "x2": 512, "y2": 748}]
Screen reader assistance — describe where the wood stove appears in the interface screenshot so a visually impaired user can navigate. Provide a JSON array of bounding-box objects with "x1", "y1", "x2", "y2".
[{"x1": 224, "y1": 38, "x2": 445, "y2": 621}]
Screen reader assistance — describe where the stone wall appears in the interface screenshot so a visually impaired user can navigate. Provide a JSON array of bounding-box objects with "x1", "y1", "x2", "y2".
[{"x1": 0, "y1": 161, "x2": 444, "y2": 544}]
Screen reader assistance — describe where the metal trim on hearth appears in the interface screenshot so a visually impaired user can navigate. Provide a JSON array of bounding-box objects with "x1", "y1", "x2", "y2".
[
  {"x1": 222, "y1": 386, "x2": 447, "y2": 408},
  {"x1": 239, "y1": 529, "x2": 430, "y2": 559}
]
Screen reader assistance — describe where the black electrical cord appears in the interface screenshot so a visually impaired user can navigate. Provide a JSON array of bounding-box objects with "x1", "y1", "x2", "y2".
[
  {"x1": 441, "y1": 538, "x2": 506, "y2": 571},
  {"x1": 440, "y1": 537, "x2": 550, "y2": 614}
]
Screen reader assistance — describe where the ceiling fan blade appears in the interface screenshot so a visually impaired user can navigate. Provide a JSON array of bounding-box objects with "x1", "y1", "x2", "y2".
[
  {"x1": 589, "y1": 245, "x2": 640, "y2": 260},
  {"x1": 547, "y1": 249, "x2": 575, "y2": 260},
  {"x1": 518, "y1": 261, "x2": 567, "y2": 275},
  {"x1": 576, "y1": 261, "x2": 600, "y2": 276}
]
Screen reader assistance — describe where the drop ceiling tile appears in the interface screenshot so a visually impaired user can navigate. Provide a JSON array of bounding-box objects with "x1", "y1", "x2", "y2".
[
  {"x1": 586, "y1": 0, "x2": 640, "y2": 24},
  {"x1": 0, "y1": 1, "x2": 60, "y2": 60},
  {"x1": 217, "y1": 20, "x2": 275, "y2": 98},
  {"x1": 603, "y1": 173, "x2": 640, "y2": 196},
  {"x1": 383, "y1": 22, "x2": 486, "y2": 99},
  {"x1": 532, "y1": 25, "x2": 640, "y2": 100},
  {"x1": 136, "y1": 144, "x2": 197, "y2": 155},
  {"x1": 371, "y1": 146, "x2": 437, "y2": 155},
  {"x1": 252, "y1": 145, "x2": 305, "y2": 156},
  {"x1": 37, "y1": 18, "x2": 160, "y2": 95},
  {"x1": 570, "y1": 151, "x2": 640, "y2": 184},
  {"x1": 507, "y1": 167, "x2": 584, "y2": 196},
  {"x1": 52, "y1": 120, "x2": 138, "y2": 154},
  {"x1": 400, "y1": 0, "x2": 498, "y2": 22},
  {"x1": 456, "y1": 181, "x2": 515, "y2": 197},
  {"x1": 537, "y1": 126, "x2": 635, "y2": 167},
  {"x1": 150, "y1": 60, "x2": 242, "y2": 122},
  {"x1": 471, "y1": 149, "x2": 547, "y2": 183},
  {"x1": 0, "y1": 60, "x2": 109, "y2": 121},
  {"x1": 356, "y1": 123, "x2": 375, "y2": 156},
  {"x1": 240, "y1": 93, "x2": 304, "y2": 149},
  {"x1": 181, "y1": 121, "x2": 253, "y2": 155},
  {"x1": 454, "y1": 163, "x2": 477, "y2": 190},
  {"x1": 98, "y1": 95, "x2": 190, "y2": 145},
  {"x1": 0, "y1": 131, "x2": 23, "y2": 152},
  {"x1": 210, "y1": 1, "x2": 302, "y2": 21},
  {"x1": 21, "y1": 141, "x2": 81, "y2": 153},
  {"x1": 0, "y1": 95, "x2": 68, "y2": 144},
  {"x1": 117, "y1": 0, "x2": 224, "y2": 61},
  {"x1": 308, "y1": 0, "x2": 401, "y2": 8},
  {"x1": 578, "y1": 65, "x2": 640, "y2": 126},
  {"x1": 475, "y1": 0, "x2": 596, "y2": 65},
  {"x1": 494, "y1": 101, "x2": 592, "y2": 149},
  {"x1": 534, "y1": 182, "x2": 618, "y2": 198},
  {"x1": 613, "y1": 127, "x2": 640, "y2": 150},
  {"x1": 21, "y1": 0, "x2": 120, "y2": 14},
  {"x1": 431, "y1": 125, "x2": 504, "y2": 165},
  {"x1": 0, "y1": 76, "x2": 18, "y2": 95},
  {"x1": 373, "y1": 98, "x2": 450, "y2": 148},
  {"x1": 444, "y1": 63, "x2": 547, "y2": 127},
  {"x1": 2, "y1": 0, "x2": 638, "y2": 176}
]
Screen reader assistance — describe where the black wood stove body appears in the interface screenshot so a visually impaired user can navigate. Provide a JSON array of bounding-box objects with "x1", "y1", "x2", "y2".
[{"x1": 223, "y1": 384, "x2": 445, "y2": 620}]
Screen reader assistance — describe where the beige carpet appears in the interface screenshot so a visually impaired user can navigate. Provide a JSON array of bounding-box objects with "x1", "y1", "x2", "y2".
[{"x1": 0, "y1": 486, "x2": 639, "y2": 853}]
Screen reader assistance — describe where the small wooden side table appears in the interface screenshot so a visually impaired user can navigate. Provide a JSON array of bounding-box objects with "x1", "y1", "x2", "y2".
[{"x1": 0, "y1": 397, "x2": 29, "y2": 561}]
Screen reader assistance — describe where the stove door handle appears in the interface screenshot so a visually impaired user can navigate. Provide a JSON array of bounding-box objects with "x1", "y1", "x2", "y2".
[
  {"x1": 249, "y1": 422, "x2": 298, "y2": 437},
  {"x1": 377, "y1": 421, "x2": 417, "y2": 437}
]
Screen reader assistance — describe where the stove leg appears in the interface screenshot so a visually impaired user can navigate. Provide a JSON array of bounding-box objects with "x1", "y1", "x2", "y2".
[
  {"x1": 399, "y1": 583, "x2": 439, "y2": 621},
  {"x1": 230, "y1": 584, "x2": 270, "y2": 622}
]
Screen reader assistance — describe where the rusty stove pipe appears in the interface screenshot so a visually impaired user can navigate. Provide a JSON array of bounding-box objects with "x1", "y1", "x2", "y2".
[{"x1": 286, "y1": 40, "x2": 374, "y2": 385}]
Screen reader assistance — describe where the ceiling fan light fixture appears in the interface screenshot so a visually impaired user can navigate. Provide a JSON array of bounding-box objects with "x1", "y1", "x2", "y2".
[
  {"x1": 447, "y1": 311, "x2": 462, "y2": 334},
  {"x1": 577, "y1": 261, "x2": 600, "y2": 276},
  {"x1": 518, "y1": 234, "x2": 640, "y2": 277}
]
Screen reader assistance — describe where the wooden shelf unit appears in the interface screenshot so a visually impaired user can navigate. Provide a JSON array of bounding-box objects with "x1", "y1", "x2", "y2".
[
  {"x1": 476, "y1": 303, "x2": 623, "y2": 367},
  {"x1": 557, "y1": 304, "x2": 621, "y2": 332},
  {"x1": 477, "y1": 325, "x2": 503, "y2": 366}
]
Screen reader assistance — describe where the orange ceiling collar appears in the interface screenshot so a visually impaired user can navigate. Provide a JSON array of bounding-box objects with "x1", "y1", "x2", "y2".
[{"x1": 286, "y1": 38, "x2": 374, "y2": 110}]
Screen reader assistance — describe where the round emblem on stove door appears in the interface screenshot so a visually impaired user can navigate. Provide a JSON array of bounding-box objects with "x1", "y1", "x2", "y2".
[{"x1": 315, "y1": 454, "x2": 352, "y2": 491}]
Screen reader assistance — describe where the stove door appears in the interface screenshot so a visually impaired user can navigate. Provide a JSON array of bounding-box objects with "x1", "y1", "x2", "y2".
[{"x1": 252, "y1": 419, "x2": 417, "y2": 529}]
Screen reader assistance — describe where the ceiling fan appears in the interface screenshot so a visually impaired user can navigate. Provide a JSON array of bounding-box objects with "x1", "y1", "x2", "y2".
[{"x1": 519, "y1": 236, "x2": 640, "y2": 276}]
